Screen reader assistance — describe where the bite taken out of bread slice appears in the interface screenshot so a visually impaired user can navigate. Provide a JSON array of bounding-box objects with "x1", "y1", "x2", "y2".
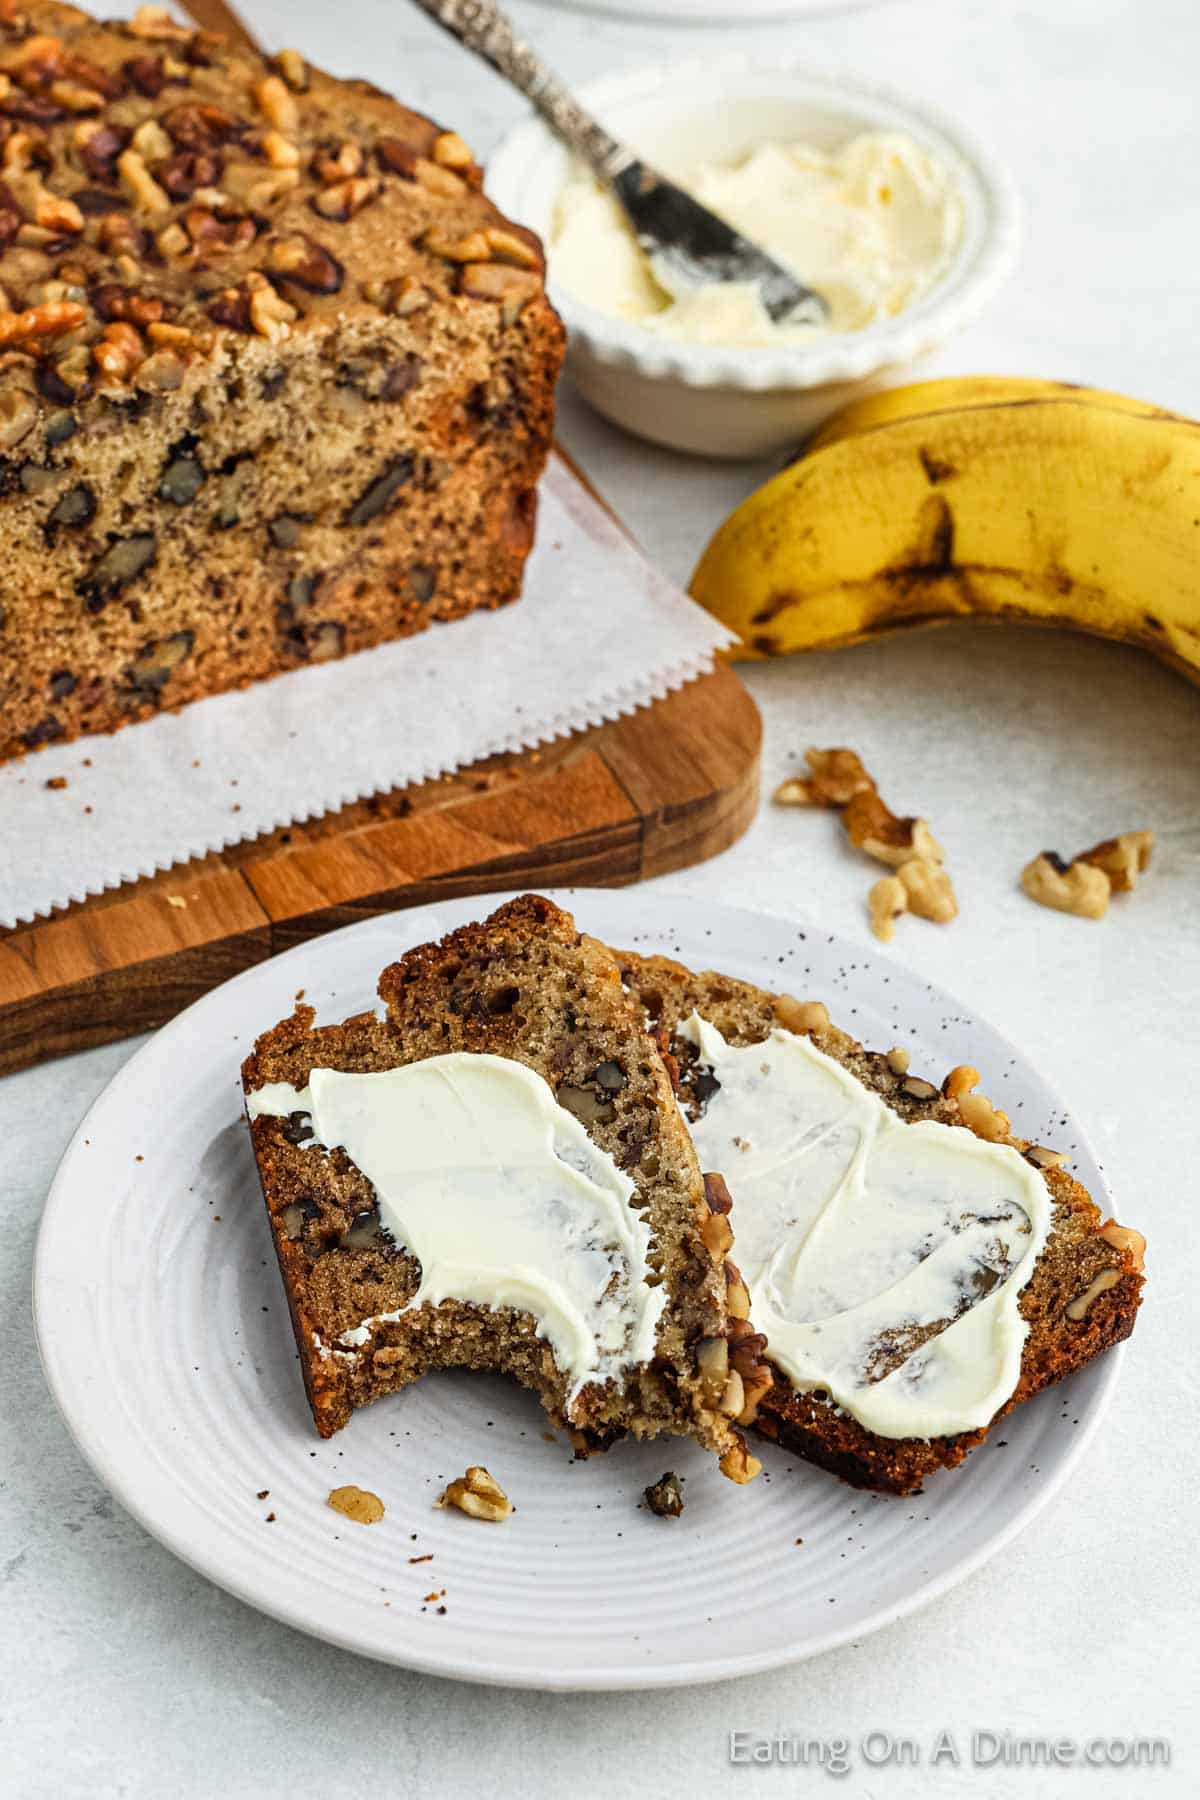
[
  {"x1": 241, "y1": 895, "x2": 768, "y2": 1480},
  {"x1": 617, "y1": 950, "x2": 1145, "y2": 1497}
]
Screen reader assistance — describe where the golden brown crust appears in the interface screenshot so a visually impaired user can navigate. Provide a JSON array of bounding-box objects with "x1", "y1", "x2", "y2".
[
  {"x1": 242, "y1": 896, "x2": 752, "y2": 1463},
  {"x1": 618, "y1": 949, "x2": 1146, "y2": 1495},
  {"x1": 0, "y1": 3, "x2": 564, "y2": 759}
]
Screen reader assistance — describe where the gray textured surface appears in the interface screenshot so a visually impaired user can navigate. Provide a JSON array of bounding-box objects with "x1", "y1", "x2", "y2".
[{"x1": 4, "y1": 0, "x2": 1199, "y2": 1794}]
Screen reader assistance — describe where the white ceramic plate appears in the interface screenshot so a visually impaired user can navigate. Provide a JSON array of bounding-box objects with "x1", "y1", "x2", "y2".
[{"x1": 35, "y1": 890, "x2": 1123, "y2": 1691}]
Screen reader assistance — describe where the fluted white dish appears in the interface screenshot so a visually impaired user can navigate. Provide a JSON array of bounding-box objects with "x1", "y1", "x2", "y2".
[
  {"x1": 487, "y1": 60, "x2": 1020, "y2": 454},
  {"x1": 35, "y1": 889, "x2": 1120, "y2": 1690}
]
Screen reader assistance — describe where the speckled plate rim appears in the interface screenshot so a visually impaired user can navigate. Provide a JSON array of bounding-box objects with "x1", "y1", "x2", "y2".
[{"x1": 34, "y1": 890, "x2": 1125, "y2": 1691}]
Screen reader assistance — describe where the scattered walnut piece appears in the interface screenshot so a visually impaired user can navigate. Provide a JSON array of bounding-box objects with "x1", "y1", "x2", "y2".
[
  {"x1": 1022, "y1": 830, "x2": 1154, "y2": 920},
  {"x1": 868, "y1": 873, "x2": 907, "y2": 943},
  {"x1": 775, "y1": 747, "x2": 956, "y2": 940},
  {"x1": 1021, "y1": 852, "x2": 1111, "y2": 920},
  {"x1": 1078, "y1": 829, "x2": 1154, "y2": 894},
  {"x1": 437, "y1": 1466, "x2": 513, "y2": 1522},
  {"x1": 844, "y1": 787, "x2": 944, "y2": 868},
  {"x1": 718, "y1": 1430, "x2": 762, "y2": 1485},
  {"x1": 327, "y1": 1484, "x2": 385, "y2": 1525},
  {"x1": 774, "y1": 746, "x2": 875, "y2": 809},
  {"x1": 897, "y1": 856, "x2": 958, "y2": 925},
  {"x1": 643, "y1": 1472, "x2": 684, "y2": 1518}
]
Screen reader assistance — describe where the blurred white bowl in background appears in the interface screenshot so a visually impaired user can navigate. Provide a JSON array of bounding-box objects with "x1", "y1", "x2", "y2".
[
  {"x1": 532, "y1": 1, "x2": 897, "y2": 21},
  {"x1": 487, "y1": 58, "x2": 1020, "y2": 457}
]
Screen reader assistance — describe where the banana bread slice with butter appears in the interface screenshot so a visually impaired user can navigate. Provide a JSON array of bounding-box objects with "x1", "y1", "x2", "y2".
[
  {"x1": 618, "y1": 950, "x2": 1145, "y2": 1496},
  {"x1": 0, "y1": 2, "x2": 563, "y2": 761},
  {"x1": 242, "y1": 896, "x2": 766, "y2": 1478}
]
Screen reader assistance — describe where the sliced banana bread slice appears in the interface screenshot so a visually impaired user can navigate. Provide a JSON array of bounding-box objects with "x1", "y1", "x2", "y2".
[
  {"x1": 242, "y1": 896, "x2": 764, "y2": 1477},
  {"x1": 618, "y1": 950, "x2": 1145, "y2": 1496}
]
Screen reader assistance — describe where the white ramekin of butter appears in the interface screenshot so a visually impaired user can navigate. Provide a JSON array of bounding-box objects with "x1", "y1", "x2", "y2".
[{"x1": 487, "y1": 59, "x2": 1019, "y2": 457}]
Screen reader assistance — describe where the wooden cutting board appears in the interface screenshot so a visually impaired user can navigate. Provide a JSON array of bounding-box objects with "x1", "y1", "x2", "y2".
[{"x1": 0, "y1": 463, "x2": 760, "y2": 1076}]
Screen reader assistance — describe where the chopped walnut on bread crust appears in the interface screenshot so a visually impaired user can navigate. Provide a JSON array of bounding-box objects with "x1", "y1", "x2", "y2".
[{"x1": 0, "y1": 2, "x2": 564, "y2": 760}]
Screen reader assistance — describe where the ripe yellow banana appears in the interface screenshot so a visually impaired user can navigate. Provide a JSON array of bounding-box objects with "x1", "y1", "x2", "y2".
[{"x1": 689, "y1": 376, "x2": 1200, "y2": 685}]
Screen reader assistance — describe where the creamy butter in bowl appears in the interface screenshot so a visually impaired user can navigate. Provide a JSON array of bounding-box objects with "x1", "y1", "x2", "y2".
[
  {"x1": 552, "y1": 133, "x2": 966, "y2": 348},
  {"x1": 487, "y1": 61, "x2": 1019, "y2": 456}
]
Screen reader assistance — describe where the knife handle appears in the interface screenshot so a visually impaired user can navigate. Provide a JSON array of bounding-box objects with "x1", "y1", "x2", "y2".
[{"x1": 409, "y1": 0, "x2": 633, "y2": 180}]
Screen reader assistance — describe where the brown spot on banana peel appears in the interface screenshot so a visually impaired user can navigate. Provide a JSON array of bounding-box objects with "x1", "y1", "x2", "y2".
[
  {"x1": 750, "y1": 494, "x2": 960, "y2": 629},
  {"x1": 907, "y1": 493, "x2": 956, "y2": 573},
  {"x1": 1121, "y1": 443, "x2": 1175, "y2": 494},
  {"x1": 744, "y1": 493, "x2": 1196, "y2": 673},
  {"x1": 748, "y1": 486, "x2": 1197, "y2": 657},
  {"x1": 918, "y1": 447, "x2": 957, "y2": 484},
  {"x1": 755, "y1": 584, "x2": 1195, "y2": 667}
]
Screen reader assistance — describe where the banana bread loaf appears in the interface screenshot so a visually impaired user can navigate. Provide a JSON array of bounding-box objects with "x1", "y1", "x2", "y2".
[
  {"x1": 619, "y1": 950, "x2": 1145, "y2": 1495},
  {"x1": 242, "y1": 896, "x2": 767, "y2": 1480},
  {"x1": 0, "y1": 2, "x2": 564, "y2": 761}
]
